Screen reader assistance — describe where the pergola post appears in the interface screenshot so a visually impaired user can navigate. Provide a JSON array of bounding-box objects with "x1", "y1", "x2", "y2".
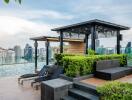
[
  {"x1": 45, "y1": 40, "x2": 49, "y2": 65},
  {"x1": 91, "y1": 25, "x2": 96, "y2": 51},
  {"x1": 85, "y1": 34, "x2": 89, "y2": 54},
  {"x1": 117, "y1": 30, "x2": 120, "y2": 54},
  {"x1": 60, "y1": 31, "x2": 63, "y2": 53},
  {"x1": 34, "y1": 40, "x2": 38, "y2": 72}
]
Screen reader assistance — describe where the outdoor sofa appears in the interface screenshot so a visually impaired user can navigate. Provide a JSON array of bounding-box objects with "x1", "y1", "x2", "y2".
[{"x1": 94, "y1": 59, "x2": 132, "y2": 80}]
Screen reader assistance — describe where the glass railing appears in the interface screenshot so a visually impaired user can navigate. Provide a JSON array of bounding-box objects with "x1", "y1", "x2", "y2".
[
  {"x1": 0, "y1": 47, "x2": 132, "y2": 66},
  {"x1": 0, "y1": 52, "x2": 55, "y2": 65},
  {"x1": 124, "y1": 47, "x2": 132, "y2": 66},
  {"x1": 96, "y1": 47, "x2": 132, "y2": 66}
]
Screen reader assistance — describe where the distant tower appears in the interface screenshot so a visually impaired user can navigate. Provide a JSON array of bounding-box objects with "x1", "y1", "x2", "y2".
[
  {"x1": 0, "y1": 48, "x2": 6, "y2": 64},
  {"x1": 14, "y1": 45, "x2": 22, "y2": 63},
  {"x1": 24, "y1": 44, "x2": 33, "y2": 62},
  {"x1": 125, "y1": 42, "x2": 131, "y2": 54},
  {"x1": 48, "y1": 45, "x2": 52, "y2": 61},
  {"x1": 95, "y1": 39, "x2": 100, "y2": 53},
  {"x1": 39, "y1": 48, "x2": 46, "y2": 61},
  {"x1": 5, "y1": 49, "x2": 15, "y2": 64},
  {"x1": 95, "y1": 39, "x2": 100, "y2": 48}
]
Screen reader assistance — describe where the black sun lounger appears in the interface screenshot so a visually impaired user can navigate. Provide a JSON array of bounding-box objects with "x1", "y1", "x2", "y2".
[
  {"x1": 18, "y1": 65, "x2": 49, "y2": 85},
  {"x1": 31, "y1": 65, "x2": 64, "y2": 89}
]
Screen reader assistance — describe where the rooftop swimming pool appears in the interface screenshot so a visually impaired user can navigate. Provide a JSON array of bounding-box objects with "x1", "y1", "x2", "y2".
[
  {"x1": 0, "y1": 62, "x2": 45, "y2": 77},
  {"x1": 0, "y1": 59, "x2": 131, "y2": 77}
]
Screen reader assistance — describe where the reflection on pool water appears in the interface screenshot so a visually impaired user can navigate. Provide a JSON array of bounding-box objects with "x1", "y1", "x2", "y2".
[{"x1": 0, "y1": 62, "x2": 45, "y2": 77}]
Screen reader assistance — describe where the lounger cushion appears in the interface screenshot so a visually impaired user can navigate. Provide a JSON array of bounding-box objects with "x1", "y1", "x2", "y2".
[
  {"x1": 20, "y1": 73, "x2": 38, "y2": 78},
  {"x1": 96, "y1": 59, "x2": 120, "y2": 70}
]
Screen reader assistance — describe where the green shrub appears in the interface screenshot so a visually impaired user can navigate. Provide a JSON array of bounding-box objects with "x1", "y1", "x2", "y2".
[
  {"x1": 54, "y1": 53, "x2": 82, "y2": 66},
  {"x1": 63, "y1": 54, "x2": 127, "y2": 77},
  {"x1": 97, "y1": 81, "x2": 132, "y2": 100},
  {"x1": 63, "y1": 56, "x2": 94, "y2": 77},
  {"x1": 87, "y1": 49, "x2": 96, "y2": 55}
]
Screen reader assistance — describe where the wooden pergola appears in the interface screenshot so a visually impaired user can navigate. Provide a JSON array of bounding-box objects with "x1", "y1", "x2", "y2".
[
  {"x1": 52, "y1": 19, "x2": 130, "y2": 54},
  {"x1": 30, "y1": 36, "x2": 84, "y2": 72}
]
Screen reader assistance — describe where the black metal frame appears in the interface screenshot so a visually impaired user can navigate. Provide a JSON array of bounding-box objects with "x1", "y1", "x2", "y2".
[
  {"x1": 52, "y1": 19, "x2": 130, "y2": 54},
  {"x1": 60, "y1": 31, "x2": 63, "y2": 53},
  {"x1": 117, "y1": 30, "x2": 120, "y2": 54},
  {"x1": 45, "y1": 40, "x2": 49, "y2": 65},
  {"x1": 34, "y1": 39, "x2": 50, "y2": 72},
  {"x1": 34, "y1": 40, "x2": 38, "y2": 72},
  {"x1": 85, "y1": 34, "x2": 89, "y2": 54}
]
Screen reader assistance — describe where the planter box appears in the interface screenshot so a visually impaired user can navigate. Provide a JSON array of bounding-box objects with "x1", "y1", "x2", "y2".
[
  {"x1": 60, "y1": 74, "x2": 94, "y2": 82},
  {"x1": 41, "y1": 78, "x2": 73, "y2": 100}
]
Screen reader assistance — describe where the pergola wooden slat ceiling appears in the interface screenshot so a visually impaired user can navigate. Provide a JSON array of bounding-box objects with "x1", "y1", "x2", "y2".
[{"x1": 30, "y1": 36, "x2": 84, "y2": 42}]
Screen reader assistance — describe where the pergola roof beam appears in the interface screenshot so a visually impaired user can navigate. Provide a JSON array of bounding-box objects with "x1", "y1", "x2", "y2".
[{"x1": 52, "y1": 19, "x2": 130, "y2": 32}]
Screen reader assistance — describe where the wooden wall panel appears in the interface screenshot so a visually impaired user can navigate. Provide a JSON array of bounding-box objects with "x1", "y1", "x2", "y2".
[{"x1": 67, "y1": 42, "x2": 85, "y2": 54}]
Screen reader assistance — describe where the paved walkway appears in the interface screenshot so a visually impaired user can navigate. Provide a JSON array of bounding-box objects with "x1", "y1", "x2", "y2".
[
  {"x1": 0, "y1": 77, "x2": 40, "y2": 100},
  {"x1": 81, "y1": 74, "x2": 132, "y2": 87}
]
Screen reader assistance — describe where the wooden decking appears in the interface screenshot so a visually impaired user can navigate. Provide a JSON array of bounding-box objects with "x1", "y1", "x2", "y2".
[
  {"x1": 81, "y1": 74, "x2": 132, "y2": 87},
  {"x1": 0, "y1": 77, "x2": 40, "y2": 100}
]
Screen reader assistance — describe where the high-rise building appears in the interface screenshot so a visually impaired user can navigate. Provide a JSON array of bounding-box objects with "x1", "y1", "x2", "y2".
[
  {"x1": 95, "y1": 39, "x2": 100, "y2": 48},
  {"x1": 39, "y1": 48, "x2": 46, "y2": 55},
  {"x1": 5, "y1": 49, "x2": 15, "y2": 64},
  {"x1": 125, "y1": 42, "x2": 131, "y2": 54},
  {"x1": 95, "y1": 39, "x2": 100, "y2": 53},
  {"x1": 48, "y1": 46, "x2": 52, "y2": 61},
  {"x1": 0, "y1": 48, "x2": 6, "y2": 64},
  {"x1": 14, "y1": 45, "x2": 22, "y2": 63},
  {"x1": 38, "y1": 48, "x2": 46, "y2": 62},
  {"x1": 24, "y1": 44, "x2": 33, "y2": 62}
]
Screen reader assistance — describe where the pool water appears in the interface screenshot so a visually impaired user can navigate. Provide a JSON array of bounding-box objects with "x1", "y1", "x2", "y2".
[
  {"x1": 0, "y1": 59, "x2": 131, "y2": 77},
  {"x1": 0, "y1": 62, "x2": 45, "y2": 77}
]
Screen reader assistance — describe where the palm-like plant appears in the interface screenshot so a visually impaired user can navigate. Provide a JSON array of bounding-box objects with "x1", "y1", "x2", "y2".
[{"x1": 4, "y1": 0, "x2": 21, "y2": 4}]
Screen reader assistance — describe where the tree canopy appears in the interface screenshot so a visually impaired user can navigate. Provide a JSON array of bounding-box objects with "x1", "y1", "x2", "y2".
[{"x1": 4, "y1": 0, "x2": 21, "y2": 4}]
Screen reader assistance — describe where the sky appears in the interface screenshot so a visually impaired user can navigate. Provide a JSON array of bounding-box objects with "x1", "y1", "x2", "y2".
[{"x1": 0, "y1": 0, "x2": 132, "y2": 49}]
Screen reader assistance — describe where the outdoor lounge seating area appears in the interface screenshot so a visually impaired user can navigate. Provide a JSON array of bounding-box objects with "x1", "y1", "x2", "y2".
[
  {"x1": 30, "y1": 19, "x2": 132, "y2": 100},
  {"x1": 1, "y1": 0, "x2": 132, "y2": 99},
  {"x1": 14, "y1": 19, "x2": 132, "y2": 100},
  {"x1": 94, "y1": 60, "x2": 132, "y2": 80},
  {"x1": 39, "y1": 53, "x2": 132, "y2": 100},
  {"x1": 18, "y1": 65, "x2": 49, "y2": 85},
  {"x1": 18, "y1": 64, "x2": 63, "y2": 89}
]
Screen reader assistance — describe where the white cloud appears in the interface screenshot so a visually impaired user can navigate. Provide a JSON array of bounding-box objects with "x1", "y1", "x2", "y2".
[
  {"x1": 0, "y1": 9, "x2": 74, "y2": 20},
  {"x1": 0, "y1": 16, "x2": 59, "y2": 48},
  {"x1": 0, "y1": 7, "x2": 73, "y2": 49},
  {"x1": 28, "y1": 10, "x2": 74, "y2": 20},
  {"x1": 0, "y1": 16, "x2": 55, "y2": 35},
  {"x1": 1, "y1": 0, "x2": 132, "y2": 48},
  {"x1": 73, "y1": 0, "x2": 132, "y2": 26}
]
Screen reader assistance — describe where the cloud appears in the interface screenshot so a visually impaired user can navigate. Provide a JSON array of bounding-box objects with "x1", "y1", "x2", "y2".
[
  {"x1": 0, "y1": 16, "x2": 52, "y2": 35},
  {"x1": 72, "y1": 0, "x2": 132, "y2": 26},
  {"x1": 0, "y1": 9, "x2": 74, "y2": 20},
  {"x1": 0, "y1": 16, "x2": 59, "y2": 48},
  {"x1": 0, "y1": 0, "x2": 132, "y2": 48}
]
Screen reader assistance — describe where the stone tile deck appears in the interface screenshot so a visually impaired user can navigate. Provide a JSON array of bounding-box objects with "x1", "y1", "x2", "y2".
[
  {"x1": 0, "y1": 75, "x2": 132, "y2": 100},
  {"x1": 0, "y1": 77, "x2": 40, "y2": 100},
  {"x1": 81, "y1": 74, "x2": 132, "y2": 87}
]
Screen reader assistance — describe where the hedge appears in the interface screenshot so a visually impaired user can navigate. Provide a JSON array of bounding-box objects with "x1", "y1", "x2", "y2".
[
  {"x1": 54, "y1": 53, "x2": 83, "y2": 66},
  {"x1": 97, "y1": 81, "x2": 132, "y2": 100},
  {"x1": 63, "y1": 54, "x2": 127, "y2": 77}
]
